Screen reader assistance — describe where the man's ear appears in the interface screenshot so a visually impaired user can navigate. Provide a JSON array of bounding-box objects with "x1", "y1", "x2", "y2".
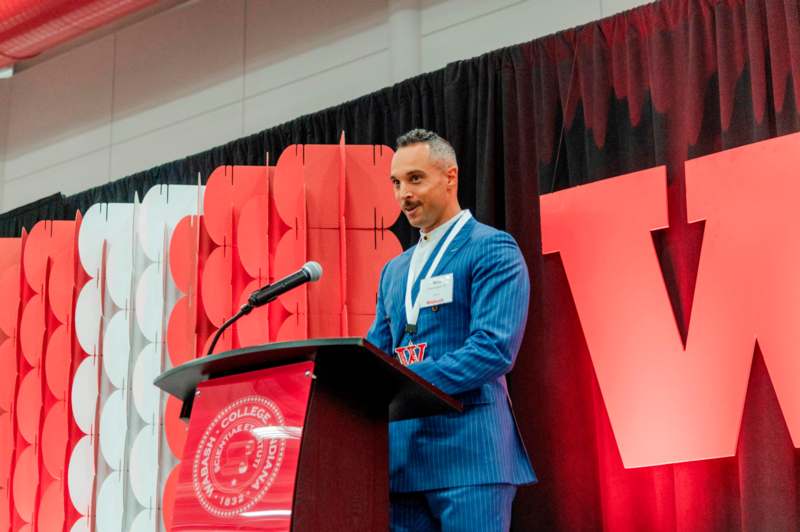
[{"x1": 446, "y1": 165, "x2": 458, "y2": 190}]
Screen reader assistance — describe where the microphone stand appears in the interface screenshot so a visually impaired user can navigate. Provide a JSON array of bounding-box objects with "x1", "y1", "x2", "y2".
[
  {"x1": 179, "y1": 301, "x2": 258, "y2": 418},
  {"x1": 206, "y1": 302, "x2": 253, "y2": 356}
]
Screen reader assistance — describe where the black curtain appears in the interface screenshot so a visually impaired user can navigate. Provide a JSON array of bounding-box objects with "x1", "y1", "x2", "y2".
[{"x1": 3, "y1": 0, "x2": 799, "y2": 529}]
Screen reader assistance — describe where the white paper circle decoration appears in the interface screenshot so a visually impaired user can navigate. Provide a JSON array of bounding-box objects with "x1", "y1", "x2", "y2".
[
  {"x1": 166, "y1": 185, "x2": 202, "y2": 227},
  {"x1": 135, "y1": 262, "x2": 165, "y2": 342},
  {"x1": 130, "y1": 509, "x2": 156, "y2": 532},
  {"x1": 132, "y1": 343, "x2": 160, "y2": 423},
  {"x1": 129, "y1": 425, "x2": 158, "y2": 507},
  {"x1": 74, "y1": 281, "x2": 102, "y2": 356},
  {"x1": 138, "y1": 186, "x2": 169, "y2": 263},
  {"x1": 71, "y1": 357, "x2": 99, "y2": 434},
  {"x1": 102, "y1": 311, "x2": 131, "y2": 389},
  {"x1": 70, "y1": 516, "x2": 90, "y2": 532},
  {"x1": 78, "y1": 203, "x2": 108, "y2": 279},
  {"x1": 99, "y1": 389, "x2": 127, "y2": 470},
  {"x1": 105, "y1": 238, "x2": 134, "y2": 310},
  {"x1": 139, "y1": 185, "x2": 202, "y2": 259},
  {"x1": 67, "y1": 435, "x2": 94, "y2": 515},
  {"x1": 95, "y1": 471, "x2": 124, "y2": 532}
]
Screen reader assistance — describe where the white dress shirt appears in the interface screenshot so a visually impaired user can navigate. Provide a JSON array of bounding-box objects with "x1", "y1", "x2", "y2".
[{"x1": 408, "y1": 209, "x2": 469, "y2": 288}]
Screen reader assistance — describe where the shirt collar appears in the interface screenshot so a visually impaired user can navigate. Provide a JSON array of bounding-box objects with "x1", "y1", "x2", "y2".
[{"x1": 418, "y1": 209, "x2": 468, "y2": 245}]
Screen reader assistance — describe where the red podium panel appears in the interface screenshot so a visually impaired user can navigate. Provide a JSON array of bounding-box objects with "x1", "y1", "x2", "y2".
[{"x1": 172, "y1": 362, "x2": 313, "y2": 531}]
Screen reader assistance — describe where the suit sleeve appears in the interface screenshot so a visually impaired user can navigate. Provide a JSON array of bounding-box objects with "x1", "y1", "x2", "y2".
[
  {"x1": 366, "y1": 262, "x2": 393, "y2": 356},
  {"x1": 408, "y1": 231, "x2": 530, "y2": 395}
]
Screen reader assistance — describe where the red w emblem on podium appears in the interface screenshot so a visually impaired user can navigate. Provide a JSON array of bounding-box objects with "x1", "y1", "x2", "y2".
[{"x1": 395, "y1": 343, "x2": 427, "y2": 366}]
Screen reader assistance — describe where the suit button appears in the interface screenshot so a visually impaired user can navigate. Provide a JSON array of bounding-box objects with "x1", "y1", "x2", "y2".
[{"x1": 431, "y1": 305, "x2": 439, "y2": 312}]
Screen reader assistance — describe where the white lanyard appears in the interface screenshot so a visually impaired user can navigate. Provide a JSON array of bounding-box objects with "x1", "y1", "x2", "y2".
[{"x1": 404, "y1": 211, "x2": 471, "y2": 332}]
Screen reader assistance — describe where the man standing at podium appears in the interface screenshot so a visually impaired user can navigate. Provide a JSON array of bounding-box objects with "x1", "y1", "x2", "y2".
[{"x1": 367, "y1": 129, "x2": 536, "y2": 532}]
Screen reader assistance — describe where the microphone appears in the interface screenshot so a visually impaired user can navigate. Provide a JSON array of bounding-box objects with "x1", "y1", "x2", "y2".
[
  {"x1": 248, "y1": 261, "x2": 323, "y2": 307},
  {"x1": 205, "y1": 261, "x2": 323, "y2": 356}
]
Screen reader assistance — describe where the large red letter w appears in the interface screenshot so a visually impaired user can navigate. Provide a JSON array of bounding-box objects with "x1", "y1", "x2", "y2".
[{"x1": 540, "y1": 133, "x2": 800, "y2": 468}]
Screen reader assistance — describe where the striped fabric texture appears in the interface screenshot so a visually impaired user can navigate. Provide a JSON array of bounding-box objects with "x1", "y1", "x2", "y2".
[
  {"x1": 390, "y1": 483, "x2": 517, "y2": 532},
  {"x1": 367, "y1": 217, "x2": 537, "y2": 492}
]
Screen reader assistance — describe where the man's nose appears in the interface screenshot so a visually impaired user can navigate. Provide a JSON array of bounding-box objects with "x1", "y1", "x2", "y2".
[{"x1": 395, "y1": 183, "x2": 411, "y2": 199}]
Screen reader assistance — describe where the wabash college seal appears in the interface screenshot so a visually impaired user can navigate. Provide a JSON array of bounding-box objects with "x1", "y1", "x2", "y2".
[{"x1": 192, "y1": 395, "x2": 287, "y2": 517}]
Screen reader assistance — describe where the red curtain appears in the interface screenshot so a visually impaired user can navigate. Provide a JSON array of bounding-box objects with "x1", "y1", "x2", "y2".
[{"x1": 509, "y1": 0, "x2": 800, "y2": 529}]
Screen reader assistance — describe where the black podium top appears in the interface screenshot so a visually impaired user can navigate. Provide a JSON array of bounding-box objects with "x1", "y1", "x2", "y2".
[{"x1": 154, "y1": 337, "x2": 461, "y2": 421}]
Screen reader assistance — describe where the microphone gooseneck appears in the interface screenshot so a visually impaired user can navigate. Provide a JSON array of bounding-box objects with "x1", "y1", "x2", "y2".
[{"x1": 205, "y1": 261, "x2": 323, "y2": 356}]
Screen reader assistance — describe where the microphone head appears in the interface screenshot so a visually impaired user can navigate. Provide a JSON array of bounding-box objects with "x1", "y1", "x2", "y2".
[{"x1": 302, "y1": 261, "x2": 323, "y2": 281}]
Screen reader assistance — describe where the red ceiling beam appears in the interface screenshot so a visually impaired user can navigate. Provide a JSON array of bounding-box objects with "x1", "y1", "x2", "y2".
[{"x1": 0, "y1": 0, "x2": 157, "y2": 68}]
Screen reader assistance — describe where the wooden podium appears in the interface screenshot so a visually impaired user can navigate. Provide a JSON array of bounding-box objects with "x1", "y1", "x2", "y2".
[{"x1": 155, "y1": 337, "x2": 461, "y2": 532}]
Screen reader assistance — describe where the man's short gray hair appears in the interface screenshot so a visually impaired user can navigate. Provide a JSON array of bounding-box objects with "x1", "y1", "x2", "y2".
[{"x1": 396, "y1": 128, "x2": 457, "y2": 169}]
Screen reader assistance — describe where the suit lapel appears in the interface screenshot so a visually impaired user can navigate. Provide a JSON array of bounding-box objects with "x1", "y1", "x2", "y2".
[
  {"x1": 428, "y1": 217, "x2": 476, "y2": 276},
  {"x1": 391, "y1": 249, "x2": 413, "y2": 341}
]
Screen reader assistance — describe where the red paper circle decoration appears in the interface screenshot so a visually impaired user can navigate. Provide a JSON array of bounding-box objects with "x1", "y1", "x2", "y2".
[
  {"x1": 200, "y1": 247, "x2": 234, "y2": 328},
  {"x1": 12, "y1": 445, "x2": 38, "y2": 522},
  {"x1": 20, "y1": 294, "x2": 46, "y2": 367},
  {"x1": 169, "y1": 215, "x2": 200, "y2": 294},
  {"x1": 16, "y1": 370, "x2": 42, "y2": 444},
  {"x1": 164, "y1": 395, "x2": 187, "y2": 459},
  {"x1": 37, "y1": 480, "x2": 65, "y2": 532},
  {"x1": 0, "y1": 339, "x2": 16, "y2": 410},
  {"x1": 45, "y1": 325, "x2": 71, "y2": 400},
  {"x1": 41, "y1": 401, "x2": 69, "y2": 479},
  {"x1": 167, "y1": 296, "x2": 197, "y2": 368}
]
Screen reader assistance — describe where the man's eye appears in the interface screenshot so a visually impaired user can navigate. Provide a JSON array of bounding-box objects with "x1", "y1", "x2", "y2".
[{"x1": 410, "y1": 175, "x2": 421, "y2": 182}]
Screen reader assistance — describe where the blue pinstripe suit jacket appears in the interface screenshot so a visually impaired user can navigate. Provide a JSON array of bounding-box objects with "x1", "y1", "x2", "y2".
[{"x1": 367, "y1": 216, "x2": 537, "y2": 492}]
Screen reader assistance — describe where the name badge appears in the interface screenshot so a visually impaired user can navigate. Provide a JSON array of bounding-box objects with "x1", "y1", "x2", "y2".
[{"x1": 419, "y1": 273, "x2": 453, "y2": 308}]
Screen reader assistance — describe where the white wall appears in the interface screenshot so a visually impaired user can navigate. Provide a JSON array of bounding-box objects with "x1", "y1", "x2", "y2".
[{"x1": 0, "y1": 0, "x2": 651, "y2": 213}]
